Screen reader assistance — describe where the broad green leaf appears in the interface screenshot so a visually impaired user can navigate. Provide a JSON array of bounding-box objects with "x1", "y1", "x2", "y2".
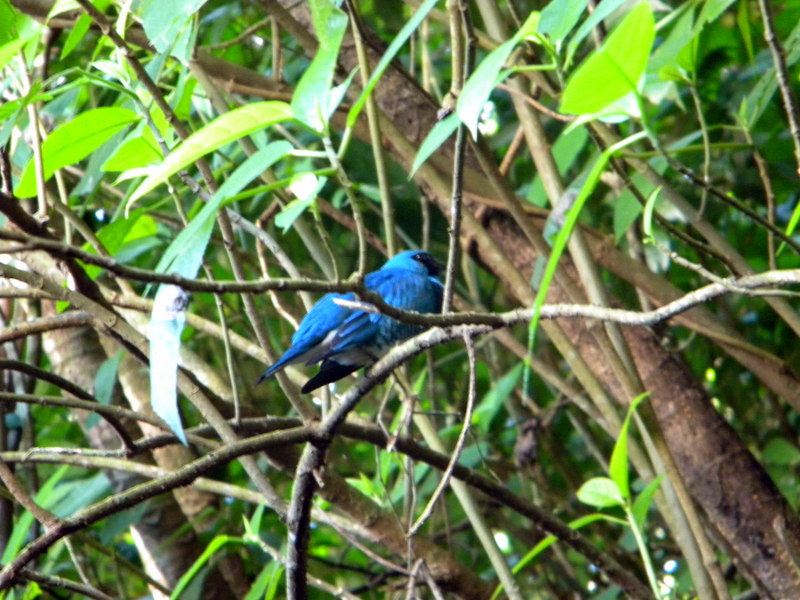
[
  {"x1": 631, "y1": 475, "x2": 663, "y2": 529},
  {"x1": 613, "y1": 189, "x2": 641, "y2": 242},
  {"x1": 472, "y1": 364, "x2": 522, "y2": 434},
  {"x1": 155, "y1": 141, "x2": 293, "y2": 278},
  {"x1": 101, "y1": 130, "x2": 162, "y2": 172},
  {"x1": 291, "y1": 0, "x2": 348, "y2": 131},
  {"x1": 609, "y1": 392, "x2": 649, "y2": 499},
  {"x1": 577, "y1": 476, "x2": 624, "y2": 508},
  {"x1": 538, "y1": 0, "x2": 588, "y2": 43},
  {"x1": 565, "y1": 0, "x2": 629, "y2": 68},
  {"x1": 347, "y1": 0, "x2": 439, "y2": 129},
  {"x1": 149, "y1": 285, "x2": 190, "y2": 445},
  {"x1": 0, "y1": 37, "x2": 28, "y2": 71},
  {"x1": 83, "y1": 211, "x2": 156, "y2": 279},
  {"x1": 457, "y1": 11, "x2": 540, "y2": 139},
  {"x1": 126, "y1": 101, "x2": 293, "y2": 208},
  {"x1": 410, "y1": 112, "x2": 458, "y2": 176},
  {"x1": 560, "y1": 2, "x2": 655, "y2": 115},
  {"x1": 15, "y1": 107, "x2": 139, "y2": 197},
  {"x1": 0, "y1": 0, "x2": 17, "y2": 45},
  {"x1": 140, "y1": 0, "x2": 207, "y2": 64}
]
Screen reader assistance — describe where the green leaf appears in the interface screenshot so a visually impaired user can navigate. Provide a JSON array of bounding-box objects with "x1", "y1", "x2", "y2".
[
  {"x1": 609, "y1": 392, "x2": 649, "y2": 500},
  {"x1": 560, "y1": 2, "x2": 655, "y2": 115},
  {"x1": 60, "y1": 12, "x2": 91, "y2": 59},
  {"x1": 472, "y1": 364, "x2": 522, "y2": 434},
  {"x1": 3, "y1": 465, "x2": 69, "y2": 563},
  {"x1": 737, "y1": 0, "x2": 754, "y2": 62},
  {"x1": 171, "y1": 535, "x2": 242, "y2": 599},
  {"x1": 631, "y1": 475, "x2": 663, "y2": 529},
  {"x1": 457, "y1": 11, "x2": 540, "y2": 139},
  {"x1": 0, "y1": 0, "x2": 18, "y2": 45},
  {"x1": 246, "y1": 561, "x2": 284, "y2": 600},
  {"x1": 492, "y1": 513, "x2": 609, "y2": 600},
  {"x1": 140, "y1": 0, "x2": 207, "y2": 64},
  {"x1": 101, "y1": 129, "x2": 163, "y2": 172},
  {"x1": 763, "y1": 438, "x2": 800, "y2": 466},
  {"x1": 87, "y1": 351, "x2": 123, "y2": 428},
  {"x1": 613, "y1": 190, "x2": 642, "y2": 242},
  {"x1": 577, "y1": 476, "x2": 624, "y2": 508},
  {"x1": 565, "y1": 0, "x2": 629, "y2": 68},
  {"x1": 0, "y1": 37, "x2": 28, "y2": 71},
  {"x1": 345, "y1": 473, "x2": 384, "y2": 505},
  {"x1": 538, "y1": 0, "x2": 588, "y2": 43},
  {"x1": 697, "y1": 0, "x2": 737, "y2": 27},
  {"x1": 126, "y1": 101, "x2": 293, "y2": 208},
  {"x1": 641, "y1": 186, "x2": 661, "y2": 238},
  {"x1": 347, "y1": 0, "x2": 439, "y2": 129},
  {"x1": 410, "y1": 112, "x2": 458, "y2": 176},
  {"x1": 82, "y1": 211, "x2": 156, "y2": 279},
  {"x1": 243, "y1": 503, "x2": 267, "y2": 540},
  {"x1": 291, "y1": 0, "x2": 348, "y2": 131},
  {"x1": 14, "y1": 107, "x2": 139, "y2": 197},
  {"x1": 149, "y1": 285, "x2": 190, "y2": 445},
  {"x1": 50, "y1": 472, "x2": 111, "y2": 518},
  {"x1": 577, "y1": 477, "x2": 625, "y2": 508}
]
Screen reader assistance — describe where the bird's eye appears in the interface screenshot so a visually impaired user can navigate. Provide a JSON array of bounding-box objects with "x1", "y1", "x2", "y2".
[{"x1": 413, "y1": 253, "x2": 424, "y2": 262}]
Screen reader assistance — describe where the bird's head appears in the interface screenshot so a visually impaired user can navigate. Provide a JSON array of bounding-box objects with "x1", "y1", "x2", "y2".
[{"x1": 383, "y1": 250, "x2": 444, "y2": 277}]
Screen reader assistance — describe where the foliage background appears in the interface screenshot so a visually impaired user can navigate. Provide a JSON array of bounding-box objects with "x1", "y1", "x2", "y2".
[{"x1": 0, "y1": 0, "x2": 800, "y2": 598}]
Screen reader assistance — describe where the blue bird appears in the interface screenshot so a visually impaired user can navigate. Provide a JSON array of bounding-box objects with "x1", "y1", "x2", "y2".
[{"x1": 257, "y1": 250, "x2": 444, "y2": 393}]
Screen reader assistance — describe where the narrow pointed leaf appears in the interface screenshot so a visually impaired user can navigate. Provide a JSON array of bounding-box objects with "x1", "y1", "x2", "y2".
[{"x1": 127, "y1": 101, "x2": 293, "y2": 208}]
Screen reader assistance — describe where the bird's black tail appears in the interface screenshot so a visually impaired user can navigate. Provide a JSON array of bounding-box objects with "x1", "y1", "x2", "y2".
[{"x1": 301, "y1": 360, "x2": 360, "y2": 393}]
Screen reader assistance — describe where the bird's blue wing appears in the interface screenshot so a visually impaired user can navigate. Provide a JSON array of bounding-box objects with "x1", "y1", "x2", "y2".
[
  {"x1": 319, "y1": 270, "x2": 393, "y2": 356},
  {"x1": 258, "y1": 292, "x2": 354, "y2": 381}
]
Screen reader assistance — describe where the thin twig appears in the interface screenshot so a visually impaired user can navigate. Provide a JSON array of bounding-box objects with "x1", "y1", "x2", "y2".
[
  {"x1": 757, "y1": 0, "x2": 800, "y2": 175},
  {"x1": 408, "y1": 332, "x2": 478, "y2": 536},
  {"x1": 19, "y1": 569, "x2": 114, "y2": 600},
  {"x1": 0, "y1": 311, "x2": 94, "y2": 344},
  {"x1": 442, "y1": 1, "x2": 474, "y2": 313}
]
